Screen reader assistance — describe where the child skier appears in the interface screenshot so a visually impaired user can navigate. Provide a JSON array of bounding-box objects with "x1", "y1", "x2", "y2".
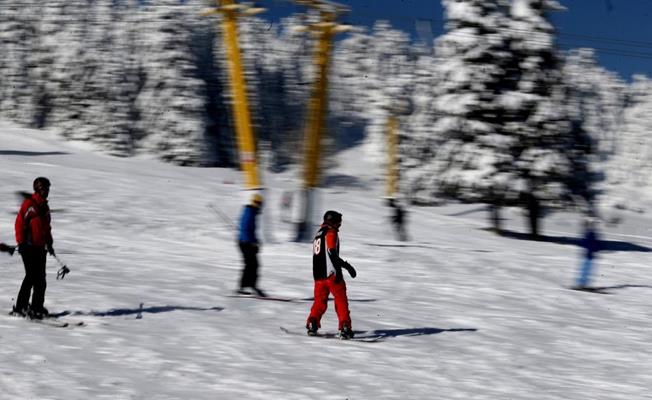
[{"x1": 306, "y1": 210, "x2": 357, "y2": 339}]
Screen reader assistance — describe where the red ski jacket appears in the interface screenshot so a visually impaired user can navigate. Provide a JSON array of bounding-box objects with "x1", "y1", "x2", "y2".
[{"x1": 15, "y1": 193, "x2": 53, "y2": 248}]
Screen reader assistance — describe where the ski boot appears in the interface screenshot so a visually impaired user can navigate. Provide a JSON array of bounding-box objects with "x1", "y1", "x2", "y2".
[
  {"x1": 306, "y1": 319, "x2": 319, "y2": 336},
  {"x1": 28, "y1": 306, "x2": 49, "y2": 320},
  {"x1": 10, "y1": 305, "x2": 28, "y2": 318},
  {"x1": 338, "y1": 325, "x2": 355, "y2": 340},
  {"x1": 236, "y1": 287, "x2": 253, "y2": 296}
]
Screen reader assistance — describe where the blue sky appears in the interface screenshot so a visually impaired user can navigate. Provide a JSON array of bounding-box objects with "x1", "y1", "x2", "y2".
[{"x1": 260, "y1": 0, "x2": 652, "y2": 81}]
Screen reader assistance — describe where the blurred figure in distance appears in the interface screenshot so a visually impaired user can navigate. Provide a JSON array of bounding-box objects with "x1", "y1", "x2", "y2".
[{"x1": 573, "y1": 217, "x2": 602, "y2": 290}]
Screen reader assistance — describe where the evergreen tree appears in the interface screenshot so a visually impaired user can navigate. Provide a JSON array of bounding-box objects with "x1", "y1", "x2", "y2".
[
  {"x1": 501, "y1": 0, "x2": 577, "y2": 235},
  {"x1": 77, "y1": 0, "x2": 140, "y2": 155},
  {"x1": 261, "y1": 16, "x2": 315, "y2": 170},
  {"x1": 401, "y1": 53, "x2": 441, "y2": 203},
  {"x1": 562, "y1": 47, "x2": 627, "y2": 212},
  {"x1": 404, "y1": 0, "x2": 515, "y2": 232},
  {"x1": 609, "y1": 75, "x2": 652, "y2": 202},
  {"x1": 332, "y1": 21, "x2": 413, "y2": 163},
  {"x1": 329, "y1": 26, "x2": 373, "y2": 163},
  {"x1": 136, "y1": 0, "x2": 209, "y2": 165},
  {"x1": 48, "y1": 0, "x2": 96, "y2": 141},
  {"x1": 0, "y1": 0, "x2": 42, "y2": 125}
]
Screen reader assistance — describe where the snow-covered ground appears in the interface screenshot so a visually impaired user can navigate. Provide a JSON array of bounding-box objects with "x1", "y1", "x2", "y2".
[{"x1": 1, "y1": 121, "x2": 651, "y2": 400}]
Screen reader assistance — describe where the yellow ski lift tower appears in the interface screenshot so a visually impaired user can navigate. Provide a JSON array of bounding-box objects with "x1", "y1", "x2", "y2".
[
  {"x1": 293, "y1": 0, "x2": 352, "y2": 241},
  {"x1": 386, "y1": 115, "x2": 400, "y2": 199},
  {"x1": 203, "y1": 1, "x2": 266, "y2": 195},
  {"x1": 385, "y1": 96, "x2": 413, "y2": 199}
]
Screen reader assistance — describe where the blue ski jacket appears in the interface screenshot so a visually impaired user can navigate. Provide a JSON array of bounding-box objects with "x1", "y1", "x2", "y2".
[{"x1": 238, "y1": 205, "x2": 259, "y2": 244}]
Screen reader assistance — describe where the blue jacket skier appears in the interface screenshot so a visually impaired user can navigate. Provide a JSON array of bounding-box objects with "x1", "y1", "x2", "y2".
[{"x1": 236, "y1": 194, "x2": 265, "y2": 297}]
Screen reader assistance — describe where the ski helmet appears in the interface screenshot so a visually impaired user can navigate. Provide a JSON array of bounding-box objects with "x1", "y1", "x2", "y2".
[
  {"x1": 33, "y1": 177, "x2": 51, "y2": 192},
  {"x1": 251, "y1": 193, "x2": 263, "y2": 207},
  {"x1": 323, "y1": 210, "x2": 342, "y2": 225}
]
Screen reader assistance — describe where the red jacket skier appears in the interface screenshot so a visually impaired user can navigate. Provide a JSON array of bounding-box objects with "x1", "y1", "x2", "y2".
[
  {"x1": 306, "y1": 210, "x2": 357, "y2": 339},
  {"x1": 13, "y1": 177, "x2": 55, "y2": 318}
]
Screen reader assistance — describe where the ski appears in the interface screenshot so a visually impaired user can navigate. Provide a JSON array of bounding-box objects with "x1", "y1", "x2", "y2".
[
  {"x1": 8, "y1": 312, "x2": 85, "y2": 328},
  {"x1": 279, "y1": 326, "x2": 383, "y2": 343},
  {"x1": 30, "y1": 318, "x2": 71, "y2": 328},
  {"x1": 49, "y1": 317, "x2": 85, "y2": 327},
  {"x1": 569, "y1": 286, "x2": 612, "y2": 295}
]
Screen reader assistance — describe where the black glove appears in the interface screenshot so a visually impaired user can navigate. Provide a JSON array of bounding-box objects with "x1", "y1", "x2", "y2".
[
  {"x1": 57, "y1": 265, "x2": 70, "y2": 280},
  {"x1": 47, "y1": 243, "x2": 55, "y2": 256},
  {"x1": 342, "y1": 261, "x2": 356, "y2": 278},
  {"x1": 0, "y1": 243, "x2": 15, "y2": 256}
]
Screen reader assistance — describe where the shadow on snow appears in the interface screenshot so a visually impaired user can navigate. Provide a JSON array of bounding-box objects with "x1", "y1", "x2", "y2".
[
  {"x1": 590, "y1": 284, "x2": 652, "y2": 291},
  {"x1": 50, "y1": 305, "x2": 224, "y2": 318},
  {"x1": 498, "y1": 229, "x2": 652, "y2": 253},
  {"x1": 358, "y1": 327, "x2": 477, "y2": 340},
  {"x1": 0, "y1": 150, "x2": 69, "y2": 156}
]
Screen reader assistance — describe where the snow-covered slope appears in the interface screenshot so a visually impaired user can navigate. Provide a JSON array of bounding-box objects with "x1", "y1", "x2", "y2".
[{"x1": 1, "y1": 121, "x2": 651, "y2": 400}]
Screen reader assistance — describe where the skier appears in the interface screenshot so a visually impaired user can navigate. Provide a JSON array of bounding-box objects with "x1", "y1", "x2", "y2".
[
  {"x1": 306, "y1": 210, "x2": 357, "y2": 339},
  {"x1": 12, "y1": 177, "x2": 55, "y2": 319},
  {"x1": 236, "y1": 193, "x2": 266, "y2": 297},
  {"x1": 573, "y1": 217, "x2": 602, "y2": 290},
  {"x1": 387, "y1": 198, "x2": 408, "y2": 241}
]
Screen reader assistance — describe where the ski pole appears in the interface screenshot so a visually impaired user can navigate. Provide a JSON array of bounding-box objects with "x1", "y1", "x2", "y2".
[
  {"x1": 52, "y1": 254, "x2": 71, "y2": 280},
  {"x1": 207, "y1": 203, "x2": 236, "y2": 229}
]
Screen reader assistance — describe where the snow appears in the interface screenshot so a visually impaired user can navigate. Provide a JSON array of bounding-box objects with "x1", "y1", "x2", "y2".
[{"x1": 1, "y1": 120, "x2": 652, "y2": 399}]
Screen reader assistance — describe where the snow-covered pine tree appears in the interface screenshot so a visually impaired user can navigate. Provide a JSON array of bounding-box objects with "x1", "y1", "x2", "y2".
[
  {"x1": 499, "y1": 0, "x2": 581, "y2": 236},
  {"x1": 75, "y1": 0, "x2": 141, "y2": 155},
  {"x1": 0, "y1": 0, "x2": 15, "y2": 114},
  {"x1": 330, "y1": 26, "x2": 371, "y2": 137},
  {"x1": 404, "y1": 0, "x2": 515, "y2": 232},
  {"x1": 184, "y1": 0, "x2": 233, "y2": 167},
  {"x1": 562, "y1": 48, "x2": 627, "y2": 215},
  {"x1": 135, "y1": 0, "x2": 209, "y2": 165},
  {"x1": 607, "y1": 75, "x2": 652, "y2": 208},
  {"x1": 269, "y1": 16, "x2": 315, "y2": 169},
  {"x1": 349, "y1": 21, "x2": 413, "y2": 163},
  {"x1": 563, "y1": 48, "x2": 625, "y2": 165},
  {"x1": 401, "y1": 53, "x2": 441, "y2": 203},
  {"x1": 47, "y1": 0, "x2": 96, "y2": 141},
  {"x1": 0, "y1": 0, "x2": 43, "y2": 125}
]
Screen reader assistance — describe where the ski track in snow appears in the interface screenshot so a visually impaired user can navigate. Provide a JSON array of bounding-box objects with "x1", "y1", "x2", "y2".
[{"x1": 1, "y1": 121, "x2": 651, "y2": 399}]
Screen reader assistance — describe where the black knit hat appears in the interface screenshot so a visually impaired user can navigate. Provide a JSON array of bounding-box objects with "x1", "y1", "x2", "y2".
[
  {"x1": 323, "y1": 210, "x2": 342, "y2": 225},
  {"x1": 33, "y1": 177, "x2": 51, "y2": 191}
]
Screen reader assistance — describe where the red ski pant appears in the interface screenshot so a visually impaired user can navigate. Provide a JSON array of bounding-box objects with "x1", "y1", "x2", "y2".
[{"x1": 307, "y1": 274, "x2": 351, "y2": 330}]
